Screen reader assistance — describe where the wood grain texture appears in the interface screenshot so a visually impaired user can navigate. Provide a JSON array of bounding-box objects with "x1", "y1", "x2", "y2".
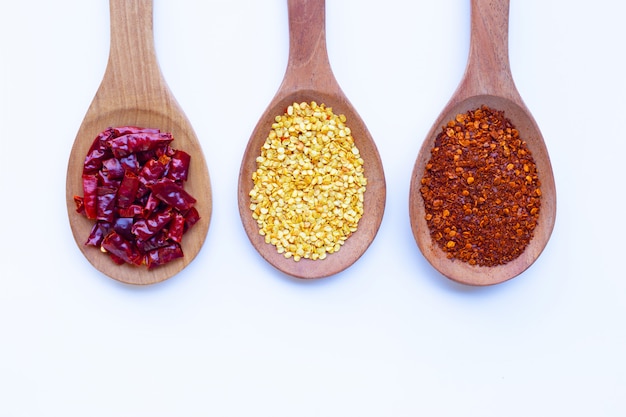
[
  {"x1": 66, "y1": 0, "x2": 211, "y2": 285},
  {"x1": 238, "y1": 0, "x2": 386, "y2": 279},
  {"x1": 409, "y1": 0, "x2": 556, "y2": 286}
]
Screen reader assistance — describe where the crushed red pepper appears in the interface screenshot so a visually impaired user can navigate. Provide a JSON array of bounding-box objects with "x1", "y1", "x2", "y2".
[
  {"x1": 420, "y1": 105, "x2": 541, "y2": 266},
  {"x1": 73, "y1": 126, "x2": 200, "y2": 269}
]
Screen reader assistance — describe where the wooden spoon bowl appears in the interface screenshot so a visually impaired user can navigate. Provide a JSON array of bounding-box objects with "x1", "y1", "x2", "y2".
[
  {"x1": 409, "y1": 0, "x2": 556, "y2": 286},
  {"x1": 238, "y1": 0, "x2": 386, "y2": 279},
  {"x1": 66, "y1": 0, "x2": 211, "y2": 285}
]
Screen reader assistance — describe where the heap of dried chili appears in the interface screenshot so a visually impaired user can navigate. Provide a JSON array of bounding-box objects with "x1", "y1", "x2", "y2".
[
  {"x1": 420, "y1": 106, "x2": 541, "y2": 266},
  {"x1": 73, "y1": 126, "x2": 200, "y2": 269}
]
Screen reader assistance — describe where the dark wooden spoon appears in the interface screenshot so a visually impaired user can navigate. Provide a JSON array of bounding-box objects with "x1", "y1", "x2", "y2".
[
  {"x1": 66, "y1": 0, "x2": 211, "y2": 285},
  {"x1": 409, "y1": 0, "x2": 556, "y2": 286},
  {"x1": 238, "y1": 0, "x2": 386, "y2": 279}
]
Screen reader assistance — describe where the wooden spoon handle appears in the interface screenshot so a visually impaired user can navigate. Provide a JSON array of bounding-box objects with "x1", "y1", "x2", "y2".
[
  {"x1": 282, "y1": 0, "x2": 337, "y2": 93},
  {"x1": 460, "y1": 0, "x2": 519, "y2": 101},
  {"x1": 101, "y1": 0, "x2": 166, "y2": 105}
]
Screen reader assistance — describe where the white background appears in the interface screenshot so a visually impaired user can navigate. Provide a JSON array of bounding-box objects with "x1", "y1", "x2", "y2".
[{"x1": 1, "y1": 0, "x2": 625, "y2": 416}]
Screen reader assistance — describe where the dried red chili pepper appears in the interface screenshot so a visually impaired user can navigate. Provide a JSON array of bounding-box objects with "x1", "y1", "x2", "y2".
[
  {"x1": 420, "y1": 106, "x2": 541, "y2": 267},
  {"x1": 73, "y1": 126, "x2": 200, "y2": 269},
  {"x1": 183, "y1": 207, "x2": 200, "y2": 231},
  {"x1": 117, "y1": 171, "x2": 140, "y2": 209},
  {"x1": 86, "y1": 221, "x2": 111, "y2": 247},
  {"x1": 118, "y1": 204, "x2": 143, "y2": 218},
  {"x1": 145, "y1": 243, "x2": 184, "y2": 269},
  {"x1": 167, "y1": 213, "x2": 186, "y2": 244},
  {"x1": 82, "y1": 174, "x2": 99, "y2": 219},
  {"x1": 139, "y1": 154, "x2": 170, "y2": 183},
  {"x1": 109, "y1": 131, "x2": 173, "y2": 158},
  {"x1": 102, "y1": 157, "x2": 125, "y2": 180},
  {"x1": 131, "y1": 208, "x2": 175, "y2": 241},
  {"x1": 73, "y1": 196, "x2": 85, "y2": 215},
  {"x1": 136, "y1": 231, "x2": 170, "y2": 253},
  {"x1": 96, "y1": 186, "x2": 117, "y2": 223},
  {"x1": 149, "y1": 178, "x2": 197, "y2": 212},
  {"x1": 112, "y1": 126, "x2": 160, "y2": 136},
  {"x1": 83, "y1": 128, "x2": 114, "y2": 175},
  {"x1": 101, "y1": 231, "x2": 143, "y2": 266},
  {"x1": 166, "y1": 150, "x2": 191, "y2": 182}
]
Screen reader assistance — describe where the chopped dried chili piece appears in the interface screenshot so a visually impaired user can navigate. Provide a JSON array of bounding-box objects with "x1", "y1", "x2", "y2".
[
  {"x1": 166, "y1": 150, "x2": 191, "y2": 182},
  {"x1": 167, "y1": 213, "x2": 186, "y2": 244},
  {"x1": 83, "y1": 148, "x2": 110, "y2": 175},
  {"x1": 74, "y1": 195, "x2": 85, "y2": 215},
  {"x1": 119, "y1": 153, "x2": 140, "y2": 174},
  {"x1": 85, "y1": 221, "x2": 111, "y2": 247},
  {"x1": 83, "y1": 128, "x2": 114, "y2": 174},
  {"x1": 101, "y1": 231, "x2": 143, "y2": 266},
  {"x1": 73, "y1": 126, "x2": 200, "y2": 269},
  {"x1": 139, "y1": 154, "x2": 170, "y2": 184},
  {"x1": 183, "y1": 206, "x2": 200, "y2": 231},
  {"x1": 136, "y1": 231, "x2": 170, "y2": 253},
  {"x1": 96, "y1": 186, "x2": 117, "y2": 223},
  {"x1": 117, "y1": 171, "x2": 140, "y2": 209},
  {"x1": 143, "y1": 192, "x2": 161, "y2": 215},
  {"x1": 420, "y1": 106, "x2": 541, "y2": 267},
  {"x1": 149, "y1": 178, "x2": 197, "y2": 212},
  {"x1": 97, "y1": 170, "x2": 121, "y2": 189},
  {"x1": 82, "y1": 174, "x2": 98, "y2": 219},
  {"x1": 109, "y1": 131, "x2": 174, "y2": 158},
  {"x1": 145, "y1": 243, "x2": 184, "y2": 269},
  {"x1": 131, "y1": 207, "x2": 175, "y2": 241},
  {"x1": 102, "y1": 157, "x2": 125, "y2": 180}
]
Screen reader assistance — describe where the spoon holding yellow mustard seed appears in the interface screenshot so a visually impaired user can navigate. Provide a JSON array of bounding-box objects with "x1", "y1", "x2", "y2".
[
  {"x1": 238, "y1": 0, "x2": 386, "y2": 279},
  {"x1": 409, "y1": 0, "x2": 556, "y2": 286},
  {"x1": 66, "y1": 0, "x2": 211, "y2": 285}
]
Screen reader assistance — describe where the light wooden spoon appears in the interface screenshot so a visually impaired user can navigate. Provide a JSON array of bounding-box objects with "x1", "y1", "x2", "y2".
[
  {"x1": 66, "y1": 0, "x2": 211, "y2": 285},
  {"x1": 238, "y1": 0, "x2": 386, "y2": 279},
  {"x1": 409, "y1": 0, "x2": 556, "y2": 286}
]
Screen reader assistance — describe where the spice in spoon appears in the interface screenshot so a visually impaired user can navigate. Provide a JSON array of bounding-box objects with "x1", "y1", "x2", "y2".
[
  {"x1": 249, "y1": 101, "x2": 367, "y2": 261},
  {"x1": 73, "y1": 126, "x2": 200, "y2": 269},
  {"x1": 419, "y1": 105, "x2": 541, "y2": 266}
]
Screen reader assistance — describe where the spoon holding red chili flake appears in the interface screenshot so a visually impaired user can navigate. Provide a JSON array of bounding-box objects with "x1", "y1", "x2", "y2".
[
  {"x1": 66, "y1": 0, "x2": 211, "y2": 285},
  {"x1": 409, "y1": 0, "x2": 556, "y2": 285}
]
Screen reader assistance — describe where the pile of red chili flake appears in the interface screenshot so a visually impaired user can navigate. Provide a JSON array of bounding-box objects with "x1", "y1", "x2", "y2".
[
  {"x1": 73, "y1": 126, "x2": 200, "y2": 269},
  {"x1": 420, "y1": 106, "x2": 541, "y2": 267}
]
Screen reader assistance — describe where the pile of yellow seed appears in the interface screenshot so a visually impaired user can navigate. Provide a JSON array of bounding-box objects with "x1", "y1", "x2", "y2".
[{"x1": 249, "y1": 101, "x2": 367, "y2": 261}]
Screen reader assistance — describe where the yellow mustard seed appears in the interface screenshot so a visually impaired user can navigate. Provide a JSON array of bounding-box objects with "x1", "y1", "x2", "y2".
[{"x1": 249, "y1": 102, "x2": 367, "y2": 261}]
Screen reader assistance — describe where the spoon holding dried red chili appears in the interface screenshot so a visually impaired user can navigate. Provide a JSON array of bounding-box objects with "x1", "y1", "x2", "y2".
[
  {"x1": 409, "y1": 0, "x2": 556, "y2": 285},
  {"x1": 66, "y1": 0, "x2": 211, "y2": 285}
]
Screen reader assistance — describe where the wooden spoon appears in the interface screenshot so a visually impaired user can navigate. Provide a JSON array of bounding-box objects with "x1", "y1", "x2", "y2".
[
  {"x1": 238, "y1": 0, "x2": 386, "y2": 279},
  {"x1": 409, "y1": 0, "x2": 556, "y2": 286},
  {"x1": 66, "y1": 0, "x2": 211, "y2": 285}
]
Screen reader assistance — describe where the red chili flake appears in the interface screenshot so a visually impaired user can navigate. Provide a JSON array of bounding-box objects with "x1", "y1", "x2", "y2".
[
  {"x1": 73, "y1": 126, "x2": 200, "y2": 269},
  {"x1": 420, "y1": 106, "x2": 541, "y2": 267}
]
